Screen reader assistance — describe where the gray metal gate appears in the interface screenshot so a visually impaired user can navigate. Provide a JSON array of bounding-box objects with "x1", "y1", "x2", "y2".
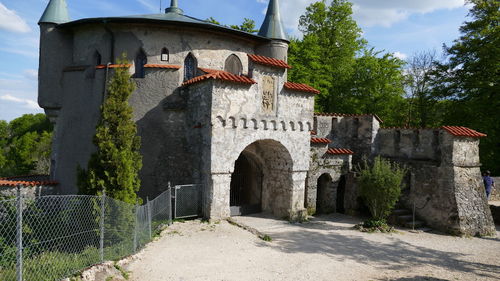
[{"x1": 173, "y1": 184, "x2": 202, "y2": 219}]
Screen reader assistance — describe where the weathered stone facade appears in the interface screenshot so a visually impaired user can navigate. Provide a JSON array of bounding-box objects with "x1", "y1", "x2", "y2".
[{"x1": 38, "y1": 0, "x2": 494, "y2": 233}]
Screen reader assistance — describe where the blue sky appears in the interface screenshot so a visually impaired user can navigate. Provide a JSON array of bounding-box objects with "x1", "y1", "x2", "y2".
[{"x1": 0, "y1": 0, "x2": 470, "y2": 121}]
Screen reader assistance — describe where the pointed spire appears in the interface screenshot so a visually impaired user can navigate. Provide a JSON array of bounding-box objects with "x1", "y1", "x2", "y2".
[
  {"x1": 39, "y1": 0, "x2": 70, "y2": 24},
  {"x1": 165, "y1": 0, "x2": 184, "y2": 14},
  {"x1": 258, "y1": 0, "x2": 287, "y2": 41}
]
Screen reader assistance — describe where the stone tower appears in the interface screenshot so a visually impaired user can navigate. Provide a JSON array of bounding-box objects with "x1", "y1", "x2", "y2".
[
  {"x1": 256, "y1": 0, "x2": 289, "y2": 61},
  {"x1": 38, "y1": 0, "x2": 72, "y2": 123}
]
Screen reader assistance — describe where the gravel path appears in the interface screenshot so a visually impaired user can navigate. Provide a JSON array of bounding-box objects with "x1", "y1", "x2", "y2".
[{"x1": 125, "y1": 214, "x2": 500, "y2": 281}]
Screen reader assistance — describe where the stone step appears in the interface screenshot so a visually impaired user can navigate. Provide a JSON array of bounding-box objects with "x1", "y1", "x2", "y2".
[
  {"x1": 392, "y1": 209, "x2": 411, "y2": 216},
  {"x1": 418, "y1": 227, "x2": 433, "y2": 232},
  {"x1": 397, "y1": 215, "x2": 414, "y2": 222},
  {"x1": 404, "y1": 220, "x2": 425, "y2": 229}
]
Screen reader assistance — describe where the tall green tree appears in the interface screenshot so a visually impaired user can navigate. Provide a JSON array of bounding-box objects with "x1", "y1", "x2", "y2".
[
  {"x1": 78, "y1": 56, "x2": 142, "y2": 204},
  {"x1": 0, "y1": 114, "x2": 53, "y2": 177},
  {"x1": 432, "y1": 0, "x2": 499, "y2": 173},
  {"x1": 289, "y1": 0, "x2": 406, "y2": 126},
  {"x1": 289, "y1": 0, "x2": 366, "y2": 103}
]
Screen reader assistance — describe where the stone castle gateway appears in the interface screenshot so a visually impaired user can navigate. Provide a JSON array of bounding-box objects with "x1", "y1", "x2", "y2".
[{"x1": 38, "y1": 0, "x2": 495, "y2": 235}]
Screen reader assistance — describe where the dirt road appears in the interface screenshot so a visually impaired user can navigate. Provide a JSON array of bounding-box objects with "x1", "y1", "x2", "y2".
[{"x1": 125, "y1": 214, "x2": 500, "y2": 281}]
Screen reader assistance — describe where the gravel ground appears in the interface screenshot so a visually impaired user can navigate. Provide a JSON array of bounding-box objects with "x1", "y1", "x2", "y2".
[{"x1": 125, "y1": 214, "x2": 500, "y2": 281}]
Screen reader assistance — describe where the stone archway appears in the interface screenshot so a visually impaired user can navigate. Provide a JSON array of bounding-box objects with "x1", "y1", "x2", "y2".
[
  {"x1": 316, "y1": 173, "x2": 335, "y2": 214},
  {"x1": 230, "y1": 139, "x2": 294, "y2": 217},
  {"x1": 230, "y1": 152, "x2": 263, "y2": 216}
]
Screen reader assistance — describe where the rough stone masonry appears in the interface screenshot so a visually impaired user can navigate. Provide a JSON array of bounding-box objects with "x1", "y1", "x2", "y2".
[{"x1": 37, "y1": 0, "x2": 494, "y2": 235}]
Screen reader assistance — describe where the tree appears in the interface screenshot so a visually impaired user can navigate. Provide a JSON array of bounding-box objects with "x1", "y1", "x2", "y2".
[
  {"x1": 206, "y1": 17, "x2": 259, "y2": 33},
  {"x1": 78, "y1": 56, "x2": 142, "y2": 204},
  {"x1": 230, "y1": 18, "x2": 259, "y2": 33},
  {"x1": 343, "y1": 49, "x2": 407, "y2": 126},
  {"x1": 0, "y1": 114, "x2": 53, "y2": 177},
  {"x1": 357, "y1": 157, "x2": 406, "y2": 221},
  {"x1": 432, "y1": 0, "x2": 500, "y2": 173},
  {"x1": 289, "y1": 1, "x2": 406, "y2": 126},
  {"x1": 405, "y1": 50, "x2": 442, "y2": 128},
  {"x1": 289, "y1": 0, "x2": 366, "y2": 104}
]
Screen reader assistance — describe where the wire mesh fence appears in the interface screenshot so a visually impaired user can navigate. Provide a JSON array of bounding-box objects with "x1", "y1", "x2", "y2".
[{"x1": 0, "y1": 182, "x2": 201, "y2": 281}]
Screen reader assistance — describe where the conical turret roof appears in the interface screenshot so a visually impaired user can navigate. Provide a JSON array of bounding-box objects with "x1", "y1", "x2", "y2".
[
  {"x1": 165, "y1": 0, "x2": 184, "y2": 14},
  {"x1": 39, "y1": 0, "x2": 70, "y2": 24},
  {"x1": 258, "y1": 0, "x2": 288, "y2": 41}
]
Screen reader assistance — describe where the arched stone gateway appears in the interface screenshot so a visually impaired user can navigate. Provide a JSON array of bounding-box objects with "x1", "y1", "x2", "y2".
[
  {"x1": 316, "y1": 173, "x2": 333, "y2": 214},
  {"x1": 230, "y1": 140, "x2": 293, "y2": 216},
  {"x1": 207, "y1": 139, "x2": 308, "y2": 221}
]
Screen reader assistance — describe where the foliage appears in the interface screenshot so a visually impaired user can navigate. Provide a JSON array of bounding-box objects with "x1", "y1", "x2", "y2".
[
  {"x1": 357, "y1": 157, "x2": 406, "y2": 220},
  {"x1": 404, "y1": 50, "x2": 442, "y2": 128},
  {"x1": 0, "y1": 114, "x2": 53, "y2": 177},
  {"x1": 206, "y1": 17, "x2": 259, "y2": 33},
  {"x1": 288, "y1": 0, "x2": 407, "y2": 126},
  {"x1": 78, "y1": 55, "x2": 142, "y2": 205},
  {"x1": 430, "y1": 0, "x2": 500, "y2": 174},
  {"x1": 355, "y1": 219, "x2": 394, "y2": 233}
]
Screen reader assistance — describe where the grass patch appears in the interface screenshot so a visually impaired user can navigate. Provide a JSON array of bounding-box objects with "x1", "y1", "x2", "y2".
[
  {"x1": 114, "y1": 262, "x2": 130, "y2": 280},
  {"x1": 260, "y1": 234, "x2": 272, "y2": 242},
  {"x1": 355, "y1": 219, "x2": 395, "y2": 233}
]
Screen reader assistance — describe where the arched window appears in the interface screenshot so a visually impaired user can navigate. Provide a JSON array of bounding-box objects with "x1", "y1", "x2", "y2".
[
  {"x1": 135, "y1": 49, "x2": 147, "y2": 78},
  {"x1": 94, "y1": 51, "x2": 102, "y2": 66},
  {"x1": 184, "y1": 53, "x2": 197, "y2": 81},
  {"x1": 224, "y1": 54, "x2": 243, "y2": 75},
  {"x1": 161, "y1": 48, "x2": 169, "y2": 62}
]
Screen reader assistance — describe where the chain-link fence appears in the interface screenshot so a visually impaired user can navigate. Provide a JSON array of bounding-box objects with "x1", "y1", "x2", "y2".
[{"x1": 0, "y1": 183, "x2": 197, "y2": 281}]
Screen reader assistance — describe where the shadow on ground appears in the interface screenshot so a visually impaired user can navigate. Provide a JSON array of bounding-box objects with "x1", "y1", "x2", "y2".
[{"x1": 246, "y1": 214, "x2": 500, "y2": 280}]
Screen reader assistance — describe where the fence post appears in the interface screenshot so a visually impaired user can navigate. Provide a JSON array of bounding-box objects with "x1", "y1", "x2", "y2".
[
  {"x1": 100, "y1": 190, "x2": 106, "y2": 263},
  {"x1": 16, "y1": 185, "x2": 23, "y2": 281},
  {"x1": 147, "y1": 196, "x2": 152, "y2": 239},
  {"x1": 168, "y1": 182, "x2": 172, "y2": 226},
  {"x1": 133, "y1": 201, "x2": 139, "y2": 252}
]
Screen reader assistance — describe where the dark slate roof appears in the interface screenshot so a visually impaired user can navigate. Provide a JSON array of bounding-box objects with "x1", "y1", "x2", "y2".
[{"x1": 58, "y1": 11, "x2": 269, "y2": 43}]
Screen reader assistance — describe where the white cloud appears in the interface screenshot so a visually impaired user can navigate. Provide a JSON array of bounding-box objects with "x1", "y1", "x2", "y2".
[
  {"x1": 258, "y1": 0, "x2": 465, "y2": 35},
  {"x1": 0, "y1": 3, "x2": 31, "y2": 33},
  {"x1": 352, "y1": 0, "x2": 465, "y2": 27},
  {"x1": 393, "y1": 51, "x2": 408, "y2": 60},
  {"x1": 0, "y1": 94, "x2": 40, "y2": 110},
  {"x1": 23, "y1": 69, "x2": 38, "y2": 81}
]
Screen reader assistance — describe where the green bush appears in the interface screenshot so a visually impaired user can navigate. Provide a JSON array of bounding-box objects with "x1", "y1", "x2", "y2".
[{"x1": 357, "y1": 156, "x2": 406, "y2": 220}]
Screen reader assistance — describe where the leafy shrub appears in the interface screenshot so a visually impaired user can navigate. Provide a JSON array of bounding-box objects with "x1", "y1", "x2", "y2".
[{"x1": 357, "y1": 156, "x2": 406, "y2": 220}]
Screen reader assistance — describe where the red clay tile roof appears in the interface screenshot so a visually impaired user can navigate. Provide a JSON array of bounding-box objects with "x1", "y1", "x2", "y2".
[
  {"x1": 144, "y1": 64, "x2": 181, "y2": 69},
  {"x1": 95, "y1": 64, "x2": 132, "y2": 69},
  {"x1": 315, "y1": 112, "x2": 383, "y2": 123},
  {"x1": 311, "y1": 137, "x2": 331, "y2": 144},
  {"x1": 310, "y1": 130, "x2": 317, "y2": 136},
  {"x1": 284, "y1": 82, "x2": 320, "y2": 95},
  {"x1": 247, "y1": 54, "x2": 291, "y2": 69},
  {"x1": 0, "y1": 180, "x2": 58, "y2": 187},
  {"x1": 183, "y1": 68, "x2": 256, "y2": 86},
  {"x1": 326, "y1": 148, "x2": 354, "y2": 155},
  {"x1": 441, "y1": 126, "x2": 487, "y2": 138}
]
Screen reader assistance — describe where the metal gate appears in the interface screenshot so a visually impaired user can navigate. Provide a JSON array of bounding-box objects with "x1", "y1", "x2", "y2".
[{"x1": 173, "y1": 184, "x2": 202, "y2": 219}]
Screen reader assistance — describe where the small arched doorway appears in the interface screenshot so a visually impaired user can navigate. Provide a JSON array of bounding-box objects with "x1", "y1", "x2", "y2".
[
  {"x1": 230, "y1": 153, "x2": 263, "y2": 216},
  {"x1": 316, "y1": 173, "x2": 332, "y2": 214},
  {"x1": 336, "y1": 175, "x2": 346, "y2": 213},
  {"x1": 229, "y1": 139, "x2": 294, "y2": 217}
]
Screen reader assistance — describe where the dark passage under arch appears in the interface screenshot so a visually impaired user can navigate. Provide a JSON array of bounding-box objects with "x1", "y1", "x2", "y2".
[{"x1": 230, "y1": 153, "x2": 263, "y2": 216}]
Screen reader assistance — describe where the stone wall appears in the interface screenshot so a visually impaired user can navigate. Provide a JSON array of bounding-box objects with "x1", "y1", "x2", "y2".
[
  {"x1": 43, "y1": 23, "x2": 263, "y2": 197},
  {"x1": 0, "y1": 185, "x2": 57, "y2": 199},
  {"x1": 306, "y1": 144, "x2": 351, "y2": 215},
  {"x1": 202, "y1": 62, "x2": 314, "y2": 220},
  {"x1": 373, "y1": 128, "x2": 495, "y2": 236}
]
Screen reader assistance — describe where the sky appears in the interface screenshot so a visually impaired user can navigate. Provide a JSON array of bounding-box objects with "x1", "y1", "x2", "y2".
[{"x1": 0, "y1": 0, "x2": 471, "y2": 121}]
